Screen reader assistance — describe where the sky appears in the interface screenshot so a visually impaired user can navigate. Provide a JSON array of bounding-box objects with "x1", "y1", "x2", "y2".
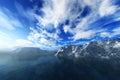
[{"x1": 0, "y1": 0, "x2": 120, "y2": 50}]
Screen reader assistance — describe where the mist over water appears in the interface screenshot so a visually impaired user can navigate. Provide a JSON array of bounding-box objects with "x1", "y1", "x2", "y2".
[{"x1": 0, "y1": 51, "x2": 120, "y2": 80}]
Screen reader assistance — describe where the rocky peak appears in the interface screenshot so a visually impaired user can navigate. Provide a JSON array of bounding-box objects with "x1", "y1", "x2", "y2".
[{"x1": 56, "y1": 38, "x2": 120, "y2": 60}]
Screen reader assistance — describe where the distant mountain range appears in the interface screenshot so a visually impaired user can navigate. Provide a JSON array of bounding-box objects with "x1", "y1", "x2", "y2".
[
  {"x1": 56, "y1": 38, "x2": 120, "y2": 60},
  {"x1": 13, "y1": 47, "x2": 49, "y2": 54},
  {"x1": 12, "y1": 47, "x2": 56, "y2": 60},
  {"x1": 0, "y1": 47, "x2": 56, "y2": 61}
]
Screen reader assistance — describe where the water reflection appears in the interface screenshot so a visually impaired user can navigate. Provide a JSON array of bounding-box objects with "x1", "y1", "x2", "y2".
[{"x1": 0, "y1": 53, "x2": 120, "y2": 80}]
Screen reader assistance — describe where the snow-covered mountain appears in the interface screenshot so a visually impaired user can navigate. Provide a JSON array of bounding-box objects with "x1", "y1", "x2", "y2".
[{"x1": 56, "y1": 38, "x2": 120, "y2": 60}]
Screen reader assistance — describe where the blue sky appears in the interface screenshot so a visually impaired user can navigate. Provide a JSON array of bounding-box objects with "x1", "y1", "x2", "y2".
[{"x1": 0, "y1": 0, "x2": 120, "y2": 50}]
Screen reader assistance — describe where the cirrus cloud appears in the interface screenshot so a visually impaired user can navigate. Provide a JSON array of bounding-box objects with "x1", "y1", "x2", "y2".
[{"x1": 0, "y1": 7, "x2": 23, "y2": 30}]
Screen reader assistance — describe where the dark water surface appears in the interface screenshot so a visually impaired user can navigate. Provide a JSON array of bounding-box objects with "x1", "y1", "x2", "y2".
[{"x1": 0, "y1": 54, "x2": 120, "y2": 80}]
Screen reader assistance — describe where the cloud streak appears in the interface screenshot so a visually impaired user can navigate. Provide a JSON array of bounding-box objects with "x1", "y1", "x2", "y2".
[{"x1": 0, "y1": 7, "x2": 23, "y2": 30}]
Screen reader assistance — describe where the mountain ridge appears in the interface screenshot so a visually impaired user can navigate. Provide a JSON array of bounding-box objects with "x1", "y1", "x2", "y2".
[{"x1": 56, "y1": 38, "x2": 120, "y2": 60}]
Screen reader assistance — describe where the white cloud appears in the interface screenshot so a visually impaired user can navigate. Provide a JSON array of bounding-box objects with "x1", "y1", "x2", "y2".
[
  {"x1": 15, "y1": 2, "x2": 35, "y2": 22},
  {"x1": 35, "y1": 0, "x2": 99, "y2": 28},
  {"x1": 113, "y1": 27, "x2": 120, "y2": 35},
  {"x1": 0, "y1": 7, "x2": 23, "y2": 30},
  {"x1": 27, "y1": 27, "x2": 41, "y2": 41},
  {"x1": 100, "y1": 32, "x2": 111, "y2": 38},
  {"x1": 63, "y1": 25, "x2": 73, "y2": 33},
  {"x1": 28, "y1": 27, "x2": 60, "y2": 41},
  {"x1": 99, "y1": 0, "x2": 118, "y2": 16},
  {"x1": 73, "y1": 30, "x2": 95, "y2": 40},
  {"x1": 16, "y1": 39, "x2": 34, "y2": 47},
  {"x1": 99, "y1": 27, "x2": 120, "y2": 38},
  {"x1": 39, "y1": 38, "x2": 55, "y2": 46},
  {"x1": 33, "y1": 0, "x2": 99, "y2": 41},
  {"x1": 38, "y1": 0, "x2": 67, "y2": 27},
  {"x1": 0, "y1": 31, "x2": 15, "y2": 48},
  {"x1": 0, "y1": 31, "x2": 34, "y2": 49},
  {"x1": 27, "y1": 27, "x2": 61, "y2": 49}
]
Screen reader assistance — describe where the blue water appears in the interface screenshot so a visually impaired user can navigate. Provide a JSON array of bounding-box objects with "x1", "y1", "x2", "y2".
[{"x1": 0, "y1": 55, "x2": 120, "y2": 80}]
